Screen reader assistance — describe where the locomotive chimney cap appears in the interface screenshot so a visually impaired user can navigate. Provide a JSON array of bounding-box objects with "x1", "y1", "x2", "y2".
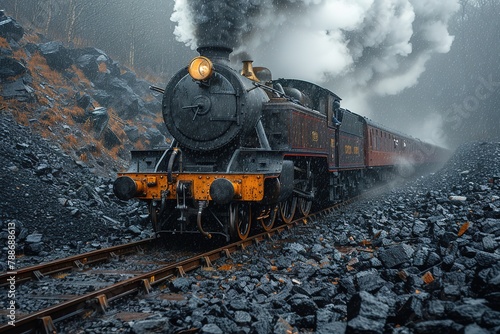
[{"x1": 197, "y1": 45, "x2": 233, "y2": 62}]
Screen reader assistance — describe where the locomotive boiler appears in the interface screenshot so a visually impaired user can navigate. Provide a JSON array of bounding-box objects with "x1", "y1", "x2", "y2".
[{"x1": 113, "y1": 45, "x2": 446, "y2": 241}]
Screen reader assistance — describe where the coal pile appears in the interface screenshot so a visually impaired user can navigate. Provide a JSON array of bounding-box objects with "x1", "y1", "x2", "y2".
[
  {"x1": 0, "y1": 112, "x2": 153, "y2": 268},
  {"x1": 58, "y1": 142, "x2": 499, "y2": 333}
]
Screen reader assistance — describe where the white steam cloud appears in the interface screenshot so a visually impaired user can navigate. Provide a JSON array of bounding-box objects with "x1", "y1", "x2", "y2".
[{"x1": 171, "y1": 0, "x2": 459, "y2": 115}]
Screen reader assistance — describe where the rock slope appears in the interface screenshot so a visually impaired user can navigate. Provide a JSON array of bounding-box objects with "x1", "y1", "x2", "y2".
[{"x1": 0, "y1": 13, "x2": 157, "y2": 267}]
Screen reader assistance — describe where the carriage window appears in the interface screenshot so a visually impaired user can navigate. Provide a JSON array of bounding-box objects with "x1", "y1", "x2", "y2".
[{"x1": 319, "y1": 98, "x2": 326, "y2": 116}]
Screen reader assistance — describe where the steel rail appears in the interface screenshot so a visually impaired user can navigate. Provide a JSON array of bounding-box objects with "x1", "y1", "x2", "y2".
[
  {"x1": 0, "y1": 238, "x2": 156, "y2": 287},
  {"x1": 0, "y1": 199, "x2": 354, "y2": 333}
]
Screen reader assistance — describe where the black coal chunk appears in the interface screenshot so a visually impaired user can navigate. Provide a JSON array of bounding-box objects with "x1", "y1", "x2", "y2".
[
  {"x1": 475, "y1": 250, "x2": 500, "y2": 267},
  {"x1": 377, "y1": 244, "x2": 414, "y2": 268},
  {"x1": 448, "y1": 301, "x2": 491, "y2": 325},
  {"x1": 288, "y1": 293, "x2": 318, "y2": 317},
  {"x1": 396, "y1": 293, "x2": 429, "y2": 323},
  {"x1": 355, "y1": 268, "x2": 386, "y2": 292},
  {"x1": 411, "y1": 320, "x2": 463, "y2": 334},
  {"x1": 347, "y1": 291, "x2": 389, "y2": 333},
  {"x1": 472, "y1": 262, "x2": 500, "y2": 297},
  {"x1": 131, "y1": 318, "x2": 171, "y2": 334},
  {"x1": 169, "y1": 277, "x2": 194, "y2": 293},
  {"x1": 24, "y1": 242, "x2": 44, "y2": 255},
  {"x1": 347, "y1": 316, "x2": 385, "y2": 334}
]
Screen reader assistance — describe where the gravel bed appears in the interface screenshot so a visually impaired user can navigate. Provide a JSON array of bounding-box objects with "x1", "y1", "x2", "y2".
[
  {"x1": 0, "y1": 248, "x2": 195, "y2": 325},
  {"x1": 56, "y1": 142, "x2": 499, "y2": 333},
  {"x1": 0, "y1": 112, "x2": 153, "y2": 269}
]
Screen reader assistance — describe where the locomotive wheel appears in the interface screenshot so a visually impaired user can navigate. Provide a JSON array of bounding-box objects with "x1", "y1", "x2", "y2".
[
  {"x1": 298, "y1": 176, "x2": 313, "y2": 217},
  {"x1": 255, "y1": 204, "x2": 278, "y2": 231},
  {"x1": 301, "y1": 162, "x2": 315, "y2": 216},
  {"x1": 298, "y1": 197, "x2": 312, "y2": 217},
  {"x1": 280, "y1": 195, "x2": 297, "y2": 224},
  {"x1": 229, "y1": 203, "x2": 251, "y2": 240}
]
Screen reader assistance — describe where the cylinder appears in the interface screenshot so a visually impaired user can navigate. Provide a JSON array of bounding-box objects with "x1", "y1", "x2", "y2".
[
  {"x1": 113, "y1": 176, "x2": 138, "y2": 201},
  {"x1": 210, "y1": 178, "x2": 235, "y2": 204}
]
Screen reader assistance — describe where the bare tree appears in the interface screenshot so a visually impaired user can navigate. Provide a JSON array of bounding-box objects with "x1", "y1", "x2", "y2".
[{"x1": 65, "y1": 0, "x2": 89, "y2": 44}]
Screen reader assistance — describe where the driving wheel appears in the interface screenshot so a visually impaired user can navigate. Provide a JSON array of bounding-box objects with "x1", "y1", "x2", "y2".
[{"x1": 229, "y1": 202, "x2": 251, "y2": 240}]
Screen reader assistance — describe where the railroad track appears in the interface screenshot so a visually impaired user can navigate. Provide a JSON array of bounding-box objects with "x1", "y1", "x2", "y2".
[
  {"x1": 0, "y1": 238, "x2": 156, "y2": 288},
  {"x1": 0, "y1": 198, "x2": 354, "y2": 333}
]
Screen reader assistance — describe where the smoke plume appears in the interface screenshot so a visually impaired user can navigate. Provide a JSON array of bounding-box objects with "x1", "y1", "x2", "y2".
[{"x1": 171, "y1": 0, "x2": 459, "y2": 114}]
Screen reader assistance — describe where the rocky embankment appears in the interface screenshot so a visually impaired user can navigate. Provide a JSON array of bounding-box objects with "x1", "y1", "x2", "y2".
[
  {"x1": 0, "y1": 112, "x2": 153, "y2": 270},
  {"x1": 57, "y1": 142, "x2": 500, "y2": 333},
  {"x1": 1, "y1": 12, "x2": 158, "y2": 267}
]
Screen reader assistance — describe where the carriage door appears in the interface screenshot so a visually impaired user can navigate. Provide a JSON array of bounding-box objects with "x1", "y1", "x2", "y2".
[{"x1": 326, "y1": 95, "x2": 339, "y2": 169}]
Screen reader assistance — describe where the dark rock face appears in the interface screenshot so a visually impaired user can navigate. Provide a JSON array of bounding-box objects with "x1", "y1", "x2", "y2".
[
  {"x1": 0, "y1": 13, "x2": 171, "y2": 163},
  {"x1": 75, "y1": 54, "x2": 99, "y2": 80},
  {"x1": 0, "y1": 77, "x2": 35, "y2": 102},
  {"x1": 0, "y1": 56, "x2": 26, "y2": 78},
  {"x1": 124, "y1": 125, "x2": 140, "y2": 142},
  {"x1": 144, "y1": 127, "x2": 167, "y2": 147},
  {"x1": 91, "y1": 107, "x2": 109, "y2": 139},
  {"x1": 75, "y1": 93, "x2": 91, "y2": 109},
  {"x1": 0, "y1": 11, "x2": 24, "y2": 41},
  {"x1": 39, "y1": 41, "x2": 73, "y2": 70}
]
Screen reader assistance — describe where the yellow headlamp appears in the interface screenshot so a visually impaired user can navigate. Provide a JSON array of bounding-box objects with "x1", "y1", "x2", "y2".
[{"x1": 188, "y1": 56, "x2": 213, "y2": 81}]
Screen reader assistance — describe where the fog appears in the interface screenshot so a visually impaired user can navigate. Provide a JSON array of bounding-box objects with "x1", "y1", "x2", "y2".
[{"x1": 2, "y1": 0, "x2": 499, "y2": 149}]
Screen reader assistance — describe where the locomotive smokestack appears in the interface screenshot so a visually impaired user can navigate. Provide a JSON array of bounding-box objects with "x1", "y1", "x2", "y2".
[
  {"x1": 197, "y1": 45, "x2": 232, "y2": 65},
  {"x1": 241, "y1": 60, "x2": 259, "y2": 82}
]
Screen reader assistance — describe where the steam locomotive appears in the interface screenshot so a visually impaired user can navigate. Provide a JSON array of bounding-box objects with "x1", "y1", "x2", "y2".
[{"x1": 113, "y1": 45, "x2": 446, "y2": 241}]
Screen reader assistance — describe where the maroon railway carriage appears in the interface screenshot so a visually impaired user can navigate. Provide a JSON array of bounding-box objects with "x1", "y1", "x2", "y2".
[
  {"x1": 366, "y1": 120, "x2": 419, "y2": 168},
  {"x1": 365, "y1": 119, "x2": 447, "y2": 177},
  {"x1": 264, "y1": 78, "x2": 445, "y2": 202}
]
